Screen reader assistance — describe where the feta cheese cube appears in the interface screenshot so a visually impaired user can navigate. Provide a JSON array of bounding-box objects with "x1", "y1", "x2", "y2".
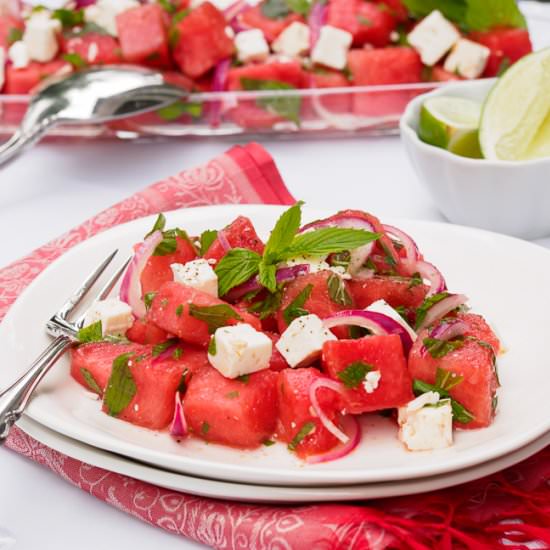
[
  {"x1": 363, "y1": 370, "x2": 381, "y2": 394},
  {"x1": 272, "y1": 22, "x2": 311, "y2": 58},
  {"x1": 23, "y1": 11, "x2": 61, "y2": 63},
  {"x1": 208, "y1": 324, "x2": 272, "y2": 379},
  {"x1": 235, "y1": 29, "x2": 269, "y2": 64},
  {"x1": 276, "y1": 314, "x2": 337, "y2": 368},
  {"x1": 365, "y1": 299, "x2": 416, "y2": 342},
  {"x1": 407, "y1": 10, "x2": 460, "y2": 66},
  {"x1": 285, "y1": 255, "x2": 349, "y2": 279},
  {"x1": 8, "y1": 41, "x2": 29, "y2": 69},
  {"x1": 85, "y1": 0, "x2": 139, "y2": 37},
  {"x1": 84, "y1": 298, "x2": 134, "y2": 337},
  {"x1": 171, "y1": 259, "x2": 218, "y2": 297},
  {"x1": 443, "y1": 38, "x2": 490, "y2": 80},
  {"x1": 398, "y1": 393, "x2": 453, "y2": 451},
  {"x1": 311, "y1": 25, "x2": 352, "y2": 71}
]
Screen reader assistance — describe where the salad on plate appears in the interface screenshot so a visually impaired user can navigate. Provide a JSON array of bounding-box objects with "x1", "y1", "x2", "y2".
[{"x1": 71, "y1": 203, "x2": 501, "y2": 464}]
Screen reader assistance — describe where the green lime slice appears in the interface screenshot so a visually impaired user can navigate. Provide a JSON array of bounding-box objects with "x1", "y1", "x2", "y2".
[
  {"x1": 418, "y1": 96, "x2": 483, "y2": 159},
  {"x1": 479, "y1": 48, "x2": 550, "y2": 161}
]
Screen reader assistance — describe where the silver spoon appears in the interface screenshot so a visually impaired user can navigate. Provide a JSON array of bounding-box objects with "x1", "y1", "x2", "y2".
[{"x1": 0, "y1": 65, "x2": 189, "y2": 167}]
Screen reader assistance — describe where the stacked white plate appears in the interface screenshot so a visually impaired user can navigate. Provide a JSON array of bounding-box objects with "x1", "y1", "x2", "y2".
[{"x1": 2, "y1": 205, "x2": 550, "y2": 503}]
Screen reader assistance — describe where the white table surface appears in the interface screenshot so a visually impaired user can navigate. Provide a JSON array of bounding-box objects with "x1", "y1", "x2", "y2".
[{"x1": 0, "y1": 134, "x2": 548, "y2": 550}]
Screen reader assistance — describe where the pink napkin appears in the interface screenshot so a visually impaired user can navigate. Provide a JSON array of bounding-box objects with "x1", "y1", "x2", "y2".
[{"x1": 2, "y1": 143, "x2": 549, "y2": 549}]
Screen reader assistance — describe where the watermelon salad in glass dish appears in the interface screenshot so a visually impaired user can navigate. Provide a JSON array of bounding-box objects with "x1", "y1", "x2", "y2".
[
  {"x1": 71, "y1": 203, "x2": 501, "y2": 464},
  {"x1": 0, "y1": 0, "x2": 537, "y2": 138}
]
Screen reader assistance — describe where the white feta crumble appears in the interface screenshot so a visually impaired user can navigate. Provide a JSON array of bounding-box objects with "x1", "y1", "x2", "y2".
[
  {"x1": 363, "y1": 370, "x2": 381, "y2": 394},
  {"x1": 235, "y1": 29, "x2": 269, "y2": 64},
  {"x1": 23, "y1": 10, "x2": 61, "y2": 63},
  {"x1": 85, "y1": 0, "x2": 139, "y2": 37},
  {"x1": 365, "y1": 299, "x2": 417, "y2": 342},
  {"x1": 8, "y1": 41, "x2": 30, "y2": 69},
  {"x1": 87, "y1": 41, "x2": 99, "y2": 64},
  {"x1": 272, "y1": 22, "x2": 311, "y2": 58},
  {"x1": 311, "y1": 25, "x2": 353, "y2": 70},
  {"x1": 171, "y1": 259, "x2": 218, "y2": 297},
  {"x1": 443, "y1": 38, "x2": 490, "y2": 79},
  {"x1": 84, "y1": 298, "x2": 134, "y2": 337},
  {"x1": 276, "y1": 314, "x2": 336, "y2": 368},
  {"x1": 208, "y1": 324, "x2": 272, "y2": 379},
  {"x1": 190, "y1": 0, "x2": 238, "y2": 9},
  {"x1": 225, "y1": 26, "x2": 235, "y2": 40},
  {"x1": 398, "y1": 392, "x2": 453, "y2": 451},
  {"x1": 407, "y1": 10, "x2": 460, "y2": 66},
  {"x1": 284, "y1": 255, "x2": 350, "y2": 279}
]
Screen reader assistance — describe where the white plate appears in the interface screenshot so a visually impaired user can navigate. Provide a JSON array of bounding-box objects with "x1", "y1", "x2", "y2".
[
  {"x1": 18, "y1": 415, "x2": 550, "y2": 503},
  {"x1": 2, "y1": 205, "x2": 550, "y2": 486}
]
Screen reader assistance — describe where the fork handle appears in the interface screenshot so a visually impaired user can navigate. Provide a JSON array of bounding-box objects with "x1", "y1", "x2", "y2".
[
  {"x1": 0, "y1": 335, "x2": 72, "y2": 444},
  {"x1": 0, "y1": 122, "x2": 51, "y2": 169}
]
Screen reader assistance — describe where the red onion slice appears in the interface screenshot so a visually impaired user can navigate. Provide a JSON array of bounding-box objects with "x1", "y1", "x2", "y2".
[
  {"x1": 421, "y1": 319, "x2": 469, "y2": 356},
  {"x1": 417, "y1": 294, "x2": 468, "y2": 332},
  {"x1": 305, "y1": 415, "x2": 361, "y2": 465},
  {"x1": 209, "y1": 58, "x2": 231, "y2": 128},
  {"x1": 323, "y1": 309, "x2": 414, "y2": 355},
  {"x1": 151, "y1": 343, "x2": 178, "y2": 365},
  {"x1": 415, "y1": 260, "x2": 447, "y2": 297},
  {"x1": 299, "y1": 214, "x2": 374, "y2": 234},
  {"x1": 170, "y1": 392, "x2": 187, "y2": 438},
  {"x1": 309, "y1": 377, "x2": 349, "y2": 444},
  {"x1": 382, "y1": 224, "x2": 420, "y2": 275},
  {"x1": 216, "y1": 228, "x2": 231, "y2": 253},
  {"x1": 224, "y1": 0, "x2": 249, "y2": 23},
  {"x1": 119, "y1": 230, "x2": 163, "y2": 319},
  {"x1": 308, "y1": 0, "x2": 327, "y2": 49}
]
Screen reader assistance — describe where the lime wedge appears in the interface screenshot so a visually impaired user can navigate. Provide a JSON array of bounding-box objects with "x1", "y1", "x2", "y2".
[
  {"x1": 479, "y1": 48, "x2": 550, "y2": 161},
  {"x1": 418, "y1": 96, "x2": 483, "y2": 159}
]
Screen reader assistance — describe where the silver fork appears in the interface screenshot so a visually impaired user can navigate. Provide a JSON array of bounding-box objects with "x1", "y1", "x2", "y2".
[{"x1": 0, "y1": 250, "x2": 130, "y2": 444}]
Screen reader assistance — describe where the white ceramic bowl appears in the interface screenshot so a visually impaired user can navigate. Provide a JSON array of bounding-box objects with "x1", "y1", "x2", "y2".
[{"x1": 400, "y1": 78, "x2": 550, "y2": 240}]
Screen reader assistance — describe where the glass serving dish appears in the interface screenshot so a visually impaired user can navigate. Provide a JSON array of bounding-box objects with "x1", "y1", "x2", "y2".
[{"x1": 0, "y1": 1, "x2": 547, "y2": 141}]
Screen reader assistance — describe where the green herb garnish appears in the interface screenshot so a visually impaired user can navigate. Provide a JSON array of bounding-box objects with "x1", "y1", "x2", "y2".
[
  {"x1": 199, "y1": 229, "x2": 218, "y2": 256},
  {"x1": 288, "y1": 421, "x2": 316, "y2": 451},
  {"x1": 77, "y1": 321, "x2": 103, "y2": 343},
  {"x1": 215, "y1": 249, "x2": 262, "y2": 296},
  {"x1": 225, "y1": 391, "x2": 240, "y2": 399},
  {"x1": 201, "y1": 421, "x2": 210, "y2": 434},
  {"x1": 7, "y1": 28, "x2": 23, "y2": 45},
  {"x1": 327, "y1": 273, "x2": 352, "y2": 306},
  {"x1": 103, "y1": 353, "x2": 137, "y2": 417},
  {"x1": 237, "y1": 374, "x2": 250, "y2": 384},
  {"x1": 62, "y1": 52, "x2": 88, "y2": 69},
  {"x1": 80, "y1": 367, "x2": 103, "y2": 396},
  {"x1": 414, "y1": 292, "x2": 450, "y2": 330},
  {"x1": 175, "y1": 304, "x2": 183, "y2": 317},
  {"x1": 208, "y1": 336, "x2": 217, "y2": 356},
  {"x1": 188, "y1": 304, "x2": 243, "y2": 333},
  {"x1": 423, "y1": 336, "x2": 465, "y2": 358},
  {"x1": 283, "y1": 283, "x2": 313, "y2": 325},
  {"x1": 53, "y1": 8, "x2": 84, "y2": 27},
  {"x1": 263, "y1": 439, "x2": 276, "y2": 447},
  {"x1": 152, "y1": 339, "x2": 178, "y2": 357},
  {"x1": 144, "y1": 292, "x2": 156, "y2": 311},
  {"x1": 337, "y1": 361, "x2": 373, "y2": 389},
  {"x1": 157, "y1": 101, "x2": 203, "y2": 121}
]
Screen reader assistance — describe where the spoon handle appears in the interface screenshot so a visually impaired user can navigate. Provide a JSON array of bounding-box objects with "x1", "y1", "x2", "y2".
[{"x1": 0, "y1": 123, "x2": 51, "y2": 168}]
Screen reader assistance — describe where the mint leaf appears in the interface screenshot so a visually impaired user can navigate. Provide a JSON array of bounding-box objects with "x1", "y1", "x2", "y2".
[
  {"x1": 263, "y1": 201, "x2": 303, "y2": 264},
  {"x1": 7, "y1": 27, "x2": 23, "y2": 45},
  {"x1": 261, "y1": 0, "x2": 310, "y2": 18},
  {"x1": 158, "y1": 0, "x2": 177, "y2": 13},
  {"x1": 337, "y1": 361, "x2": 373, "y2": 389},
  {"x1": 283, "y1": 283, "x2": 313, "y2": 325},
  {"x1": 423, "y1": 337, "x2": 465, "y2": 358},
  {"x1": 402, "y1": 0, "x2": 467, "y2": 22},
  {"x1": 259, "y1": 263, "x2": 277, "y2": 293},
  {"x1": 63, "y1": 52, "x2": 88, "y2": 69},
  {"x1": 172, "y1": 347, "x2": 183, "y2": 360},
  {"x1": 247, "y1": 288, "x2": 283, "y2": 320},
  {"x1": 154, "y1": 228, "x2": 192, "y2": 256},
  {"x1": 104, "y1": 353, "x2": 137, "y2": 417},
  {"x1": 263, "y1": 439, "x2": 276, "y2": 446},
  {"x1": 80, "y1": 367, "x2": 103, "y2": 396},
  {"x1": 188, "y1": 304, "x2": 243, "y2": 333},
  {"x1": 152, "y1": 338, "x2": 178, "y2": 357},
  {"x1": 286, "y1": 0, "x2": 311, "y2": 15},
  {"x1": 327, "y1": 274, "x2": 352, "y2": 306},
  {"x1": 237, "y1": 374, "x2": 250, "y2": 383},
  {"x1": 285, "y1": 227, "x2": 380, "y2": 258},
  {"x1": 77, "y1": 321, "x2": 103, "y2": 343},
  {"x1": 288, "y1": 421, "x2": 316, "y2": 451},
  {"x1": 241, "y1": 78, "x2": 301, "y2": 125},
  {"x1": 53, "y1": 8, "x2": 84, "y2": 27},
  {"x1": 145, "y1": 213, "x2": 166, "y2": 239},
  {"x1": 144, "y1": 292, "x2": 156, "y2": 311},
  {"x1": 199, "y1": 229, "x2": 218, "y2": 256},
  {"x1": 414, "y1": 292, "x2": 450, "y2": 330},
  {"x1": 201, "y1": 421, "x2": 210, "y2": 434},
  {"x1": 208, "y1": 336, "x2": 217, "y2": 356},
  {"x1": 435, "y1": 367, "x2": 464, "y2": 391},
  {"x1": 175, "y1": 304, "x2": 183, "y2": 317},
  {"x1": 215, "y1": 248, "x2": 262, "y2": 296},
  {"x1": 157, "y1": 101, "x2": 203, "y2": 121}
]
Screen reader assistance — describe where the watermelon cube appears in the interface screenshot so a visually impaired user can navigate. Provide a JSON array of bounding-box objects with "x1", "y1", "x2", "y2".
[
  {"x1": 322, "y1": 335, "x2": 413, "y2": 414},
  {"x1": 374, "y1": 0, "x2": 408, "y2": 23},
  {"x1": 327, "y1": 0, "x2": 397, "y2": 47},
  {"x1": 203, "y1": 215, "x2": 265, "y2": 263},
  {"x1": 408, "y1": 313, "x2": 500, "y2": 429},
  {"x1": 239, "y1": 5, "x2": 303, "y2": 43},
  {"x1": 348, "y1": 276, "x2": 428, "y2": 310},
  {"x1": 183, "y1": 366, "x2": 278, "y2": 448},
  {"x1": 4, "y1": 60, "x2": 72, "y2": 94},
  {"x1": 226, "y1": 61, "x2": 306, "y2": 91},
  {"x1": 431, "y1": 65, "x2": 462, "y2": 82},
  {"x1": 307, "y1": 69, "x2": 351, "y2": 113},
  {"x1": 62, "y1": 33, "x2": 122, "y2": 65},
  {"x1": 172, "y1": 2, "x2": 234, "y2": 78},
  {"x1": 277, "y1": 368, "x2": 343, "y2": 459},
  {"x1": 226, "y1": 103, "x2": 286, "y2": 130},
  {"x1": 125, "y1": 318, "x2": 170, "y2": 345},
  {"x1": 148, "y1": 281, "x2": 261, "y2": 347},
  {"x1": 469, "y1": 28, "x2": 533, "y2": 77},
  {"x1": 116, "y1": 4, "x2": 170, "y2": 67},
  {"x1": 265, "y1": 332, "x2": 290, "y2": 371}
]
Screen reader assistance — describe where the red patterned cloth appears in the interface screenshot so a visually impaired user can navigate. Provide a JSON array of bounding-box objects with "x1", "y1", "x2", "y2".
[{"x1": 2, "y1": 144, "x2": 549, "y2": 550}]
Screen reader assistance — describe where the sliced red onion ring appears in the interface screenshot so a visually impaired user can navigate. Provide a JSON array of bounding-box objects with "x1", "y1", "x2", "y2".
[
  {"x1": 323, "y1": 309, "x2": 414, "y2": 354},
  {"x1": 421, "y1": 319, "x2": 469, "y2": 356},
  {"x1": 119, "y1": 230, "x2": 163, "y2": 319},
  {"x1": 309, "y1": 377, "x2": 349, "y2": 444},
  {"x1": 305, "y1": 415, "x2": 361, "y2": 465},
  {"x1": 382, "y1": 224, "x2": 420, "y2": 275},
  {"x1": 417, "y1": 294, "x2": 468, "y2": 332},
  {"x1": 216, "y1": 228, "x2": 231, "y2": 253},
  {"x1": 224, "y1": 0, "x2": 249, "y2": 22},
  {"x1": 308, "y1": 0, "x2": 327, "y2": 48},
  {"x1": 170, "y1": 392, "x2": 187, "y2": 438},
  {"x1": 224, "y1": 264, "x2": 309, "y2": 301},
  {"x1": 209, "y1": 58, "x2": 231, "y2": 128},
  {"x1": 415, "y1": 260, "x2": 447, "y2": 297}
]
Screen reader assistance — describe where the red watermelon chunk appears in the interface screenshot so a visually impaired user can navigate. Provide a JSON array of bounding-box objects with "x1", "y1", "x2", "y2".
[
  {"x1": 116, "y1": 4, "x2": 170, "y2": 67},
  {"x1": 265, "y1": 332, "x2": 289, "y2": 371},
  {"x1": 172, "y1": 2, "x2": 234, "y2": 78},
  {"x1": 183, "y1": 366, "x2": 278, "y2": 448},
  {"x1": 126, "y1": 318, "x2": 170, "y2": 345},
  {"x1": 349, "y1": 275, "x2": 428, "y2": 310},
  {"x1": 375, "y1": 0, "x2": 408, "y2": 23},
  {"x1": 4, "y1": 60, "x2": 72, "y2": 94},
  {"x1": 469, "y1": 28, "x2": 532, "y2": 77},
  {"x1": 227, "y1": 61, "x2": 306, "y2": 91},
  {"x1": 307, "y1": 69, "x2": 351, "y2": 113},
  {"x1": 239, "y1": 5, "x2": 303, "y2": 42},
  {"x1": 431, "y1": 65, "x2": 462, "y2": 82},
  {"x1": 277, "y1": 368, "x2": 343, "y2": 459},
  {"x1": 276, "y1": 270, "x2": 354, "y2": 339},
  {"x1": 140, "y1": 234, "x2": 197, "y2": 296},
  {"x1": 62, "y1": 33, "x2": 122, "y2": 65},
  {"x1": 0, "y1": 15, "x2": 23, "y2": 50},
  {"x1": 327, "y1": 0, "x2": 397, "y2": 47},
  {"x1": 322, "y1": 335, "x2": 413, "y2": 414},
  {"x1": 203, "y1": 216, "x2": 265, "y2": 263},
  {"x1": 226, "y1": 103, "x2": 286, "y2": 130},
  {"x1": 408, "y1": 313, "x2": 500, "y2": 429},
  {"x1": 148, "y1": 281, "x2": 261, "y2": 347}
]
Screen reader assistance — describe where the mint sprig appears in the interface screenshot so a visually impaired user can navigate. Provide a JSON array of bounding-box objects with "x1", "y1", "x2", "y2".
[
  {"x1": 283, "y1": 283, "x2": 313, "y2": 325},
  {"x1": 188, "y1": 304, "x2": 243, "y2": 333},
  {"x1": 215, "y1": 248, "x2": 262, "y2": 296},
  {"x1": 77, "y1": 321, "x2": 103, "y2": 343},
  {"x1": 103, "y1": 353, "x2": 137, "y2": 417}
]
